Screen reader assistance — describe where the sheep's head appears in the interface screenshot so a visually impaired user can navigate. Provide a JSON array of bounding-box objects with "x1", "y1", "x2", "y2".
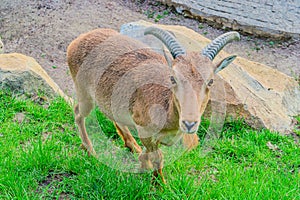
[{"x1": 145, "y1": 27, "x2": 240, "y2": 133}]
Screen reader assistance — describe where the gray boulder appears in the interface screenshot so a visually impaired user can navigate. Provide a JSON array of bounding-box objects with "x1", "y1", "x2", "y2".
[{"x1": 0, "y1": 53, "x2": 73, "y2": 104}]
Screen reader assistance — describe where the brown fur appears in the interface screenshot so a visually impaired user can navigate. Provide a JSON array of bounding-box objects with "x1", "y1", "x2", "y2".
[
  {"x1": 67, "y1": 29, "x2": 119, "y2": 79},
  {"x1": 67, "y1": 28, "x2": 224, "y2": 183}
]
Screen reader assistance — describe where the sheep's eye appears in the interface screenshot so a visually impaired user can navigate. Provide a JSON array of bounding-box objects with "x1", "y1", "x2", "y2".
[
  {"x1": 170, "y1": 76, "x2": 177, "y2": 85},
  {"x1": 207, "y1": 79, "x2": 214, "y2": 87}
]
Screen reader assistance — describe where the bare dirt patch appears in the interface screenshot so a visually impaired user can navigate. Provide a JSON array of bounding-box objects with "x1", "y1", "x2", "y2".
[
  {"x1": 36, "y1": 170, "x2": 76, "y2": 199},
  {"x1": 0, "y1": 0, "x2": 299, "y2": 97}
]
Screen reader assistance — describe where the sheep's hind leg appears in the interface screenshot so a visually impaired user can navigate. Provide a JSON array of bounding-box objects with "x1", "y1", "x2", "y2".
[
  {"x1": 114, "y1": 122, "x2": 142, "y2": 154},
  {"x1": 74, "y1": 101, "x2": 96, "y2": 156},
  {"x1": 182, "y1": 133, "x2": 199, "y2": 150}
]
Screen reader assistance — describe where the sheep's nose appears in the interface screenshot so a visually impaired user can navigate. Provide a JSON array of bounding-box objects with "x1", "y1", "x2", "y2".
[{"x1": 182, "y1": 121, "x2": 197, "y2": 132}]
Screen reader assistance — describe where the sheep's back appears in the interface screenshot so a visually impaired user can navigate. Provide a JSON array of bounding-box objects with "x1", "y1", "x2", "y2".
[
  {"x1": 67, "y1": 28, "x2": 119, "y2": 80},
  {"x1": 78, "y1": 34, "x2": 170, "y2": 125}
]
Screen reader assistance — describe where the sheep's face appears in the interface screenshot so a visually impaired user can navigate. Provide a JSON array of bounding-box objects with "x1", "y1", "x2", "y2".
[
  {"x1": 171, "y1": 52, "x2": 237, "y2": 133},
  {"x1": 171, "y1": 53, "x2": 216, "y2": 134}
]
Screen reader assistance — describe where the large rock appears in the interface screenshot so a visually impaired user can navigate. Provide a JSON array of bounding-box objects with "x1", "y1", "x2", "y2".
[
  {"x1": 0, "y1": 53, "x2": 73, "y2": 104},
  {"x1": 121, "y1": 20, "x2": 300, "y2": 133}
]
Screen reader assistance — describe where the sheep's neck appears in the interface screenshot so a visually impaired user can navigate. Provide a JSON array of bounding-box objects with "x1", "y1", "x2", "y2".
[{"x1": 163, "y1": 94, "x2": 180, "y2": 131}]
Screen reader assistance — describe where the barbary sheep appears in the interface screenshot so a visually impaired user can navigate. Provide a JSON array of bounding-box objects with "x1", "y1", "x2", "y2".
[{"x1": 67, "y1": 27, "x2": 240, "y2": 183}]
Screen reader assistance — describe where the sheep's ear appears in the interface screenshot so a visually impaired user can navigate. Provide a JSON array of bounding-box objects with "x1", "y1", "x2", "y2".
[{"x1": 214, "y1": 55, "x2": 237, "y2": 73}]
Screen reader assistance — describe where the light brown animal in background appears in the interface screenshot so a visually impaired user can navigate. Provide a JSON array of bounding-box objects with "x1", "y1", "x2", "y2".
[{"x1": 67, "y1": 27, "x2": 239, "y2": 183}]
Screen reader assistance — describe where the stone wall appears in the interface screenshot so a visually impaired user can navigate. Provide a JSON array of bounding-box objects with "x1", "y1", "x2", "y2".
[{"x1": 158, "y1": 0, "x2": 300, "y2": 39}]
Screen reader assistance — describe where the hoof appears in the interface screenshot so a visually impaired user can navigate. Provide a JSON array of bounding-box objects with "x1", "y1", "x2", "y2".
[{"x1": 80, "y1": 143, "x2": 96, "y2": 156}]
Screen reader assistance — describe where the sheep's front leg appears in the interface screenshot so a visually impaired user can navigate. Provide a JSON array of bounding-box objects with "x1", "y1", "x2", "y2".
[
  {"x1": 139, "y1": 137, "x2": 165, "y2": 184},
  {"x1": 151, "y1": 149, "x2": 165, "y2": 184},
  {"x1": 74, "y1": 103, "x2": 96, "y2": 156}
]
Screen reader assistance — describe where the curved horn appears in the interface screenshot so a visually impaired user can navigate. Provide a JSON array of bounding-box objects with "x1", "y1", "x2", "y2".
[
  {"x1": 144, "y1": 26, "x2": 186, "y2": 58},
  {"x1": 202, "y1": 31, "x2": 240, "y2": 60}
]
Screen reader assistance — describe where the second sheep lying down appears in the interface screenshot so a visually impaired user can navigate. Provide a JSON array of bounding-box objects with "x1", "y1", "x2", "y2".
[{"x1": 67, "y1": 27, "x2": 240, "y2": 183}]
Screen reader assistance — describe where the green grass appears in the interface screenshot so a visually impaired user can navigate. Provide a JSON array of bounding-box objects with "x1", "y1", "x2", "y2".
[{"x1": 0, "y1": 90, "x2": 299, "y2": 199}]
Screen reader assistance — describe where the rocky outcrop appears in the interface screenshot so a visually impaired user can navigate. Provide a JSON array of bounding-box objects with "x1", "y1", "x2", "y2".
[
  {"x1": 0, "y1": 53, "x2": 73, "y2": 104},
  {"x1": 157, "y1": 0, "x2": 300, "y2": 39},
  {"x1": 121, "y1": 20, "x2": 300, "y2": 133}
]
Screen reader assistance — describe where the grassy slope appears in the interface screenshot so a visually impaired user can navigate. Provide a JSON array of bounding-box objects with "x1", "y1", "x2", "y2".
[{"x1": 0, "y1": 90, "x2": 299, "y2": 199}]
